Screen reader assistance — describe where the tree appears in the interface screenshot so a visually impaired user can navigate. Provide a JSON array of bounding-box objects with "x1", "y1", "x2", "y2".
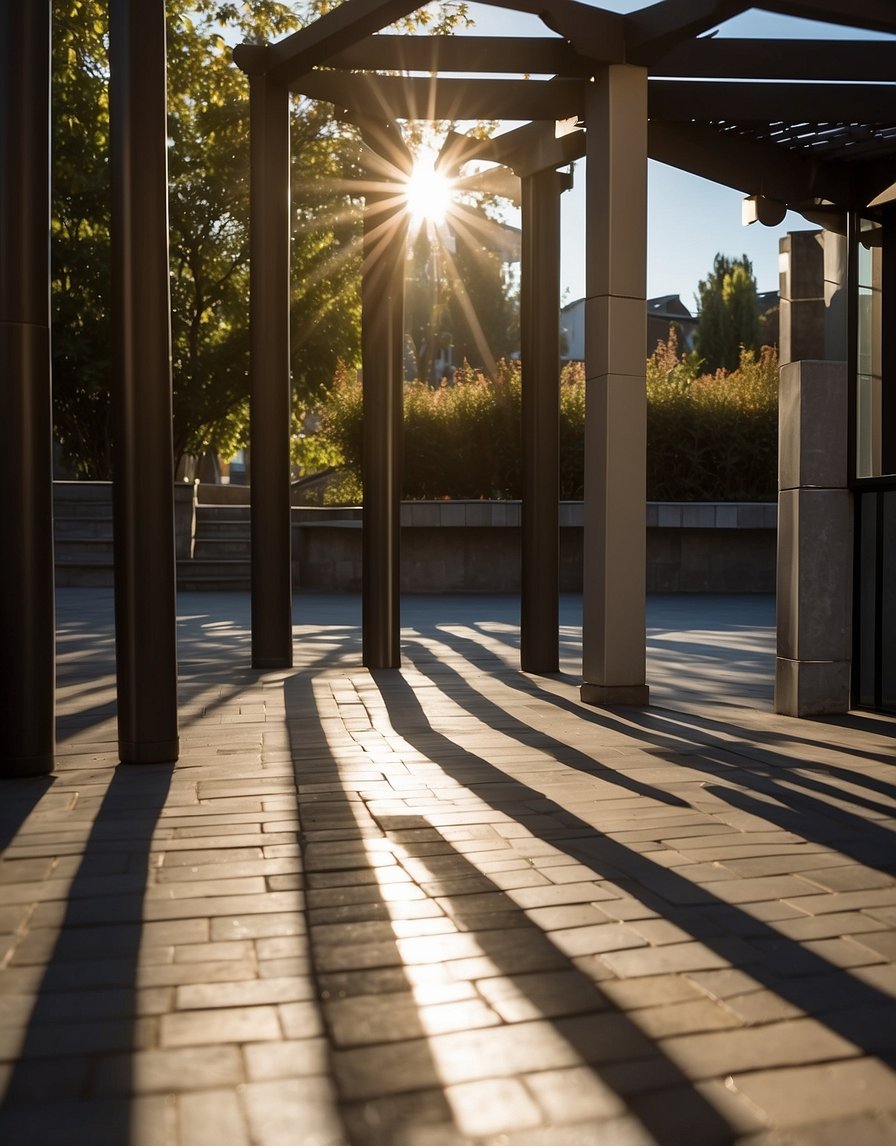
[
  {"x1": 694, "y1": 253, "x2": 761, "y2": 373},
  {"x1": 404, "y1": 209, "x2": 518, "y2": 383},
  {"x1": 51, "y1": 1, "x2": 114, "y2": 478},
  {"x1": 51, "y1": 1, "x2": 471, "y2": 476}
]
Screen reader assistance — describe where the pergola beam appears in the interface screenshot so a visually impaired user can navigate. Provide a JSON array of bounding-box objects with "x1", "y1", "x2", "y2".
[
  {"x1": 295, "y1": 72, "x2": 586, "y2": 122},
  {"x1": 653, "y1": 38, "x2": 896, "y2": 81},
  {"x1": 235, "y1": 0, "x2": 422, "y2": 85},
  {"x1": 624, "y1": 0, "x2": 748, "y2": 64},
  {"x1": 757, "y1": 0, "x2": 896, "y2": 34},
  {"x1": 473, "y1": 121, "x2": 586, "y2": 178},
  {"x1": 530, "y1": 0, "x2": 626, "y2": 60},
  {"x1": 327, "y1": 34, "x2": 595, "y2": 75}
]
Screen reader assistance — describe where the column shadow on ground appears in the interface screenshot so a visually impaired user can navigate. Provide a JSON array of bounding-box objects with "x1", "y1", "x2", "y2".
[
  {"x1": 283, "y1": 670, "x2": 737, "y2": 1145},
  {"x1": 417, "y1": 624, "x2": 896, "y2": 871},
  {"x1": 375, "y1": 648, "x2": 896, "y2": 1067},
  {"x1": 0, "y1": 764, "x2": 173, "y2": 1145}
]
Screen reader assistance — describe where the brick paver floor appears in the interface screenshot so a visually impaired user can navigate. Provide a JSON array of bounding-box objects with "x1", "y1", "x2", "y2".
[{"x1": 1, "y1": 590, "x2": 895, "y2": 1144}]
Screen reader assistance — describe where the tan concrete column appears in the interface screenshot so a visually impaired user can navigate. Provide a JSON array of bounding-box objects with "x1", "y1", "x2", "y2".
[{"x1": 581, "y1": 65, "x2": 649, "y2": 706}]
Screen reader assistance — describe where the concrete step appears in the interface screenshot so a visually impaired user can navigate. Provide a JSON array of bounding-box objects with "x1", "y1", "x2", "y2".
[
  {"x1": 176, "y1": 558, "x2": 251, "y2": 591},
  {"x1": 54, "y1": 517, "x2": 114, "y2": 539},
  {"x1": 55, "y1": 561, "x2": 115, "y2": 588},
  {"x1": 193, "y1": 537, "x2": 251, "y2": 560},
  {"x1": 195, "y1": 519, "x2": 251, "y2": 539},
  {"x1": 55, "y1": 538, "x2": 115, "y2": 560},
  {"x1": 195, "y1": 505, "x2": 250, "y2": 523}
]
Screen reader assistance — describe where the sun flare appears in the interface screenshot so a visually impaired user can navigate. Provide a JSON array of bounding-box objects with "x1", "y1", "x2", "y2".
[{"x1": 404, "y1": 152, "x2": 453, "y2": 227}]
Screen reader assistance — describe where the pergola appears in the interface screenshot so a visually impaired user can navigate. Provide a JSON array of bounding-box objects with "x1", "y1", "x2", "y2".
[{"x1": 3, "y1": 0, "x2": 896, "y2": 776}]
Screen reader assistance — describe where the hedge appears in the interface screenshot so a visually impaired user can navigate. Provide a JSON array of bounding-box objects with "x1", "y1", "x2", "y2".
[{"x1": 314, "y1": 338, "x2": 779, "y2": 503}]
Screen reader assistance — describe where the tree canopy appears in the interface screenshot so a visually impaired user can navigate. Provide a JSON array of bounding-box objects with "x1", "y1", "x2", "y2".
[{"x1": 51, "y1": 0, "x2": 478, "y2": 478}]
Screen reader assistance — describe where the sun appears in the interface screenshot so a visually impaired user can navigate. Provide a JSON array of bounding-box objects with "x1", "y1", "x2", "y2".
[{"x1": 404, "y1": 151, "x2": 454, "y2": 227}]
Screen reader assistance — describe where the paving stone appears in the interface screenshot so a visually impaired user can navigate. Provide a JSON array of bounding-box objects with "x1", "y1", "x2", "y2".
[
  {"x1": 176, "y1": 976, "x2": 315, "y2": 1010},
  {"x1": 0, "y1": 1016, "x2": 159, "y2": 1059},
  {"x1": 524, "y1": 1064, "x2": 627, "y2": 1123},
  {"x1": 446, "y1": 1077, "x2": 543, "y2": 1136},
  {"x1": 547, "y1": 923, "x2": 649, "y2": 958},
  {"x1": 172, "y1": 940, "x2": 251, "y2": 963},
  {"x1": 91, "y1": 1045, "x2": 244, "y2": 1095},
  {"x1": 847, "y1": 929, "x2": 896, "y2": 960},
  {"x1": 178, "y1": 1089, "x2": 251, "y2": 1146},
  {"x1": 240, "y1": 1077, "x2": 346, "y2": 1146},
  {"x1": 797, "y1": 866, "x2": 896, "y2": 893},
  {"x1": 160, "y1": 1005, "x2": 281, "y2": 1047},
  {"x1": 243, "y1": 1038, "x2": 331, "y2": 1081},
  {"x1": 659, "y1": 1017, "x2": 861, "y2": 1079},
  {"x1": 600, "y1": 973, "x2": 707, "y2": 1011},
  {"x1": 475, "y1": 970, "x2": 606, "y2": 1023},
  {"x1": 0, "y1": 1094, "x2": 177, "y2": 1146},
  {"x1": 727, "y1": 1058, "x2": 896, "y2": 1127},
  {"x1": 210, "y1": 912, "x2": 306, "y2": 941},
  {"x1": 324, "y1": 992, "x2": 500, "y2": 1046},
  {"x1": 628, "y1": 1077, "x2": 767, "y2": 1143},
  {"x1": 599, "y1": 940, "x2": 747, "y2": 979}
]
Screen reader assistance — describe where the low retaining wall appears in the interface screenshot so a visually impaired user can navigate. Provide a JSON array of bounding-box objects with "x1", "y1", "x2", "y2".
[
  {"x1": 293, "y1": 501, "x2": 777, "y2": 594},
  {"x1": 54, "y1": 484, "x2": 776, "y2": 593}
]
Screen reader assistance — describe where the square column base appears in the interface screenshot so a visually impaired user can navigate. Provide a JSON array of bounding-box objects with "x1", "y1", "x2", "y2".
[
  {"x1": 581, "y1": 683, "x2": 649, "y2": 707},
  {"x1": 775, "y1": 658, "x2": 850, "y2": 717}
]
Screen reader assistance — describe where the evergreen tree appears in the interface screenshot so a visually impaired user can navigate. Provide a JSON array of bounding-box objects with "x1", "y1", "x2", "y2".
[{"x1": 694, "y1": 253, "x2": 760, "y2": 373}]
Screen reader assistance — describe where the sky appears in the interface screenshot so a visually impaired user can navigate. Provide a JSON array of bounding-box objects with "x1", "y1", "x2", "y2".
[{"x1": 457, "y1": 1, "x2": 896, "y2": 311}]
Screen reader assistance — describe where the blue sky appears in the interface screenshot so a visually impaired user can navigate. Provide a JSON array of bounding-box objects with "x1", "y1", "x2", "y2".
[{"x1": 459, "y1": 2, "x2": 896, "y2": 310}]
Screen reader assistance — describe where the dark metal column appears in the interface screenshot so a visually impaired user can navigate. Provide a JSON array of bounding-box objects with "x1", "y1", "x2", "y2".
[
  {"x1": 0, "y1": 2, "x2": 55, "y2": 777},
  {"x1": 248, "y1": 73, "x2": 293, "y2": 669},
  {"x1": 520, "y1": 168, "x2": 568, "y2": 674},
  {"x1": 361, "y1": 180, "x2": 408, "y2": 669},
  {"x1": 109, "y1": 0, "x2": 179, "y2": 763}
]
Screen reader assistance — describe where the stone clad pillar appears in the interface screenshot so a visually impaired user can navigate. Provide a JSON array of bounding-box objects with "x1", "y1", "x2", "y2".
[
  {"x1": 0, "y1": 2, "x2": 55, "y2": 776},
  {"x1": 580, "y1": 66, "x2": 649, "y2": 706},
  {"x1": 776, "y1": 360, "x2": 852, "y2": 715}
]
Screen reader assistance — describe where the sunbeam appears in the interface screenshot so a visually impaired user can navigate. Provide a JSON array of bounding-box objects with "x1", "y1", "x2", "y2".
[{"x1": 405, "y1": 148, "x2": 454, "y2": 228}]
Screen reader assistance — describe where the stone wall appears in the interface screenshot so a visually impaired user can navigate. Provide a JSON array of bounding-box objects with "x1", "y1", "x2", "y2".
[{"x1": 293, "y1": 501, "x2": 776, "y2": 594}]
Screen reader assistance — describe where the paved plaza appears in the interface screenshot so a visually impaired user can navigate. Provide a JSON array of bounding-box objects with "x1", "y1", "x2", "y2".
[{"x1": 1, "y1": 589, "x2": 895, "y2": 1145}]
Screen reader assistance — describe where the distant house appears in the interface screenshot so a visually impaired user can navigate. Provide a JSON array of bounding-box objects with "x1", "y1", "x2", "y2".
[{"x1": 560, "y1": 294, "x2": 698, "y2": 362}]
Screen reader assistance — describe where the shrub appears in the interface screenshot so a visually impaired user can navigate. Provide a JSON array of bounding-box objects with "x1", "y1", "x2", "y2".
[
  {"x1": 312, "y1": 337, "x2": 779, "y2": 503},
  {"x1": 646, "y1": 337, "x2": 778, "y2": 501}
]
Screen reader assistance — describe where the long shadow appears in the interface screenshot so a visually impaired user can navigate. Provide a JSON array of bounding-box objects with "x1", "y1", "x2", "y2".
[
  {"x1": 414, "y1": 625, "x2": 896, "y2": 870},
  {"x1": 0, "y1": 778, "x2": 55, "y2": 854},
  {"x1": 283, "y1": 670, "x2": 737, "y2": 1145},
  {"x1": 589, "y1": 706, "x2": 896, "y2": 873},
  {"x1": 0, "y1": 763, "x2": 173, "y2": 1144},
  {"x1": 374, "y1": 656, "x2": 896, "y2": 1066},
  {"x1": 468, "y1": 609, "x2": 896, "y2": 774}
]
